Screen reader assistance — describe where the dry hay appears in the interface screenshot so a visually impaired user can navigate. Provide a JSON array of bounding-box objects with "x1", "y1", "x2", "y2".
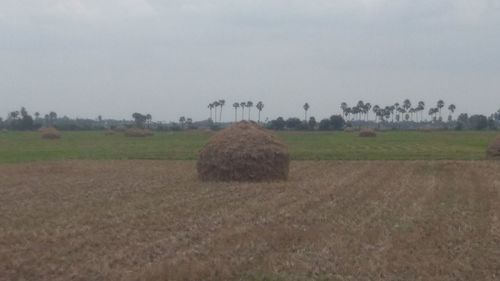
[
  {"x1": 39, "y1": 127, "x2": 61, "y2": 139},
  {"x1": 124, "y1": 128, "x2": 154, "y2": 137},
  {"x1": 359, "y1": 128, "x2": 377, "y2": 137},
  {"x1": 197, "y1": 121, "x2": 290, "y2": 182},
  {"x1": 486, "y1": 137, "x2": 500, "y2": 159}
]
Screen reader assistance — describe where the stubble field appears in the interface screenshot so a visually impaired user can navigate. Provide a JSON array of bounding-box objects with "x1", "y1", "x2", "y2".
[{"x1": 1, "y1": 160, "x2": 499, "y2": 281}]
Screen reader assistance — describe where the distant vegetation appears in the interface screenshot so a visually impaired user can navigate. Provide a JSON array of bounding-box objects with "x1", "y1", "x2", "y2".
[{"x1": 1, "y1": 98, "x2": 499, "y2": 132}]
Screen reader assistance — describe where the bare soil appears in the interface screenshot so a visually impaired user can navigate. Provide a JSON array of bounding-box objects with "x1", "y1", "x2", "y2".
[{"x1": 1, "y1": 160, "x2": 499, "y2": 281}]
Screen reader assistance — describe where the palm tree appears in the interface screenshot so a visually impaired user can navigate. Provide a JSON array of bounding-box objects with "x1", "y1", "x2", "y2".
[
  {"x1": 341, "y1": 102, "x2": 348, "y2": 119},
  {"x1": 373, "y1": 105, "x2": 380, "y2": 122},
  {"x1": 303, "y1": 103, "x2": 310, "y2": 122},
  {"x1": 34, "y1": 112, "x2": 40, "y2": 120},
  {"x1": 403, "y1": 99, "x2": 411, "y2": 112},
  {"x1": 246, "y1": 101, "x2": 253, "y2": 120},
  {"x1": 49, "y1": 111, "x2": 57, "y2": 127},
  {"x1": 213, "y1": 101, "x2": 220, "y2": 123},
  {"x1": 417, "y1": 101, "x2": 425, "y2": 122},
  {"x1": 232, "y1": 102, "x2": 239, "y2": 122},
  {"x1": 208, "y1": 103, "x2": 215, "y2": 121},
  {"x1": 357, "y1": 100, "x2": 364, "y2": 121},
  {"x1": 364, "y1": 103, "x2": 372, "y2": 121},
  {"x1": 240, "y1": 102, "x2": 246, "y2": 120},
  {"x1": 218, "y1": 99, "x2": 225, "y2": 123},
  {"x1": 256, "y1": 101, "x2": 264, "y2": 123},
  {"x1": 179, "y1": 116, "x2": 186, "y2": 129},
  {"x1": 448, "y1": 104, "x2": 456, "y2": 121},
  {"x1": 146, "y1": 114, "x2": 152, "y2": 128},
  {"x1": 394, "y1": 103, "x2": 400, "y2": 122},
  {"x1": 437, "y1": 100, "x2": 445, "y2": 119}
]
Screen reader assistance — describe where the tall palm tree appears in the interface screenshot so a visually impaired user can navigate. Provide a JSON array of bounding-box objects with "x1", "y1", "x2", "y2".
[
  {"x1": 437, "y1": 100, "x2": 445, "y2": 119},
  {"x1": 394, "y1": 103, "x2": 400, "y2": 122},
  {"x1": 146, "y1": 114, "x2": 152, "y2": 128},
  {"x1": 403, "y1": 99, "x2": 411, "y2": 112},
  {"x1": 448, "y1": 104, "x2": 456, "y2": 121},
  {"x1": 246, "y1": 101, "x2": 253, "y2": 120},
  {"x1": 417, "y1": 101, "x2": 425, "y2": 122},
  {"x1": 303, "y1": 103, "x2": 310, "y2": 122},
  {"x1": 232, "y1": 102, "x2": 239, "y2": 122},
  {"x1": 256, "y1": 101, "x2": 264, "y2": 123},
  {"x1": 240, "y1": 102, "x2": 246, "y2": 120},
  {"x1": 340, "y1": 102, "x2": 348, "y2": 119},
  {"x1": 373, "y1": 105, "x2": 380, "y2": 122},
  {"x1": 364, "y1": 103, "x2": 372, "y2": 121},
  {"x1": 218, "y1": 99, "x2": 225, "y2": 123},
  {"x1": 208, "y1": 103, "x2": 215, "y2": 121},
  {"x1": 213, "y1": 101, "x2": 220, "y2": 123}
]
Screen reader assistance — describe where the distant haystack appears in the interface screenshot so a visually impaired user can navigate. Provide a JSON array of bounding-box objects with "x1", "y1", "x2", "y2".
[
  {"x1": 197, "y1": 121, "x2": 290, "y2": 182},
  {"x1": 359, "y1": 128, "x2": 377, "y2": 137},
  {"x1": 124, "y1": 128, "x2": 154, "y2": 137},
  {"x1": 486, "y1": 137, "x2": 500, "y2": 159},
  {"x1": 39, "y1": 127, "x2": 61, "y2": 140}
]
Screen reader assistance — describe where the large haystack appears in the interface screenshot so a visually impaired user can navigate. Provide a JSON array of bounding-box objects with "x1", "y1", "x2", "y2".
[
  {"x1": 359, "y1": 128, "x2": 377, "y2": 137},
  {"x1": 486, "y1": 137, "x2": 500, "y2": 159},
  {"x1": 39, "y1": 127, "x2": 61, "y2": 140},
  {"x1": 197, "y1": 122, "x2": 290, "y2": 182}
]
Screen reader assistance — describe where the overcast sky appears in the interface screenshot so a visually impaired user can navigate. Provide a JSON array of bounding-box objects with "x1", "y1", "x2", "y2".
[{"x1": 1, "y1": 0, "x2": 499, "y2": 122}]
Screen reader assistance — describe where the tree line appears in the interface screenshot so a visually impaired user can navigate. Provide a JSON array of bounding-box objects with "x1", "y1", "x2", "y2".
[{"x1": 1, "y1": 101, "x2": 499, "y2": 132}]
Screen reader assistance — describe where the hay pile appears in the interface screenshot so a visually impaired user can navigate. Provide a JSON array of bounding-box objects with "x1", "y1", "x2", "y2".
[
  {"x1": 359, "y1": 128, "x2": 377, "y2": 137},
  {"x1": 39, "y1": 127, "x2": 61, "y2": 139},
  {"x1": 486, "y1": 137, "x2": 500, "y2": 159},
  {"x1": 197, "y1": 121, "x2": 290, "y2": 182},
  {"x1": 124, "y1": 128, "x2": 154, "y2": 137}
]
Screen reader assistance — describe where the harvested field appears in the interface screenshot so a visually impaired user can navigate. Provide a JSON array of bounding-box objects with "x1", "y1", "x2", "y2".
[{"x1": 1, "y1": 160, "x2": 499, "y2": 281}]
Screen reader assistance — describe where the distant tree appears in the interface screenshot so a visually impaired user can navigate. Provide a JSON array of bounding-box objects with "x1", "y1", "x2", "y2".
[
  {"x1": 34, "y1": 112, "x2": 40, "y2": 120},
  {"x1": 318, "y1": 119, "x2": 331, "y2": 130},
  {"x1": 364, "y1": 103, "x2": 372, "y2": 121},
  {"x1": 448, "y1": 104, "x2": 456, "y2": 121},
  {"x1": 240, "y1": 102, "x2": 246, "y2": 121},
  {"x1": 340, "y1": 102, "x2": 348, "y2": 119},
  {"x1": 132, "y1": 113, "x2": 147, "y2": 128},
  {"x1": 179, "y1": 116, "x2": 186, "y2": 129},
  {"x1": 208, "y1": 103, "x2": 215, "y2": 121},
  {"x1": 218, "y1": 99, "x2": 225, "y2": 123},
  {"x1": 417, "y1": 101, "x2": 425, "y2": 122},
  {"x1": 268, "y1": 117, "x2": 286, "y2": 130},
  {"x1": 437, "y1": 100, "x2": 445, "y2": 119},
  {"x1": 286, "y1": 117, "x2": 302, "y2": 130},
  {"x1": 256, "y1": 101, "x2": 264, "y2": 123},
  {"x1": 49, "y1": 111, "x2": 57, "y2": 127},
  {"x1": 457, "y1": 113, "x2": 469, "y2": 127},
  {"x1": 469, "y1": 115, "x2": 488, "y2": 130},
  {"x1": 308, "y1": 116, "x2": 317, "y2": 130},
  {"x1": 246, "y1": 101, "x2": 253, "y2": 121},
  {"x1": 403, "y1": 99, "x2": 411, "y2": 113},
  {"x1": 232, "y1": 102, "x2": 239, "y2": 122},
  {"x1": 146, "y1": 114, "x2": 152, "y2": 128},
  {"x1": 487, "y1": 117, "x2": 497, "y2": 130},
  {"x1": 303, "y1": 103, "x2": 310, "y2": 122},
  {"x1": 330, "y1": 115, "x2": 346, "y2": 131},
  {"x1": 213, "y1": 101, "x2": 220, "y2": 123}
]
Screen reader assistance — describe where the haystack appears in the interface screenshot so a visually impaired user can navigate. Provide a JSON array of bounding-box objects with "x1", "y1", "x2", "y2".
[
  {"x1": 359, "y1": 128, "x2": 377, "y2": 137},
  {"x1": 486, "y1": 137, "x2": 500, "y2": 159},
  {"x1": 124, "y1": 128, "x2": 154, "y2": 137},
  {"x1": 197, "y1": 121, "x2": 290, "y2": 182},
  {"x1": 39, "y1": 127, "x2": 61, "y2": 139}
]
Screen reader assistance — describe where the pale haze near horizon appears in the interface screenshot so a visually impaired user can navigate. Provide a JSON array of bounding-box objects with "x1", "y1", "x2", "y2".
[{"x1": 1, "y1": 0, "x2": 499, "y2": 122}]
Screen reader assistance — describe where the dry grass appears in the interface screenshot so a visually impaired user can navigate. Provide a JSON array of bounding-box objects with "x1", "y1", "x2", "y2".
[{"x1": 1, "y1": 161, "x2": 499, "y2": 281}]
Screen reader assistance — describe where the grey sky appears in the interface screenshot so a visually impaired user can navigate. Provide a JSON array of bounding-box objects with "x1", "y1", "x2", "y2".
[{"x1": 1, "y1": 0, "x2": 499, "y2": 122}]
